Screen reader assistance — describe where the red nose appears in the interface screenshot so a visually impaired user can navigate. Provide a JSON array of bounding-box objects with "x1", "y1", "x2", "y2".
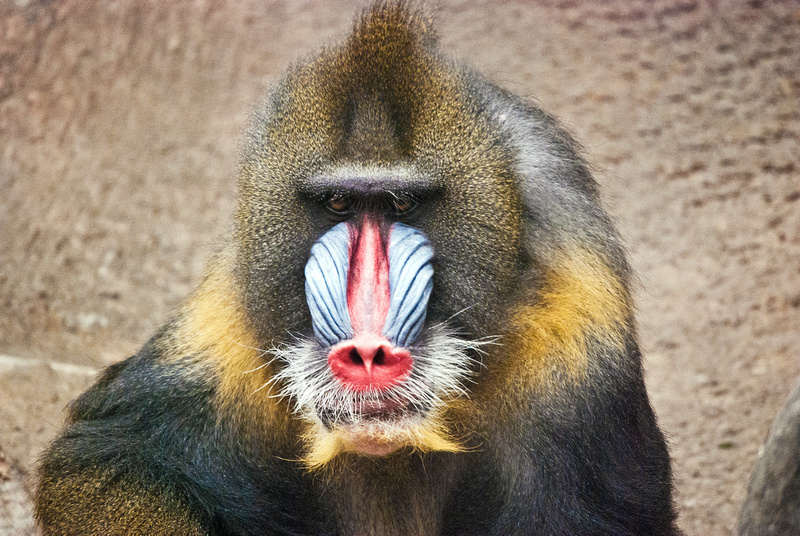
[{"x1": 327, "y1": 333, "x2": 412, "y2": 392}]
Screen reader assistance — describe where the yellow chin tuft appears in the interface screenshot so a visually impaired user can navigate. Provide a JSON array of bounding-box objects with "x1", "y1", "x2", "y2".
[{"x1": 301, "y1": 411, "x2": 463, "y2": 470}]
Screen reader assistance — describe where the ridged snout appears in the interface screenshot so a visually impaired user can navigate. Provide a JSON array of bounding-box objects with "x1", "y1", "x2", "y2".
[{"x1": 304, "y1": 219, "x2": 433, "y2": 391}]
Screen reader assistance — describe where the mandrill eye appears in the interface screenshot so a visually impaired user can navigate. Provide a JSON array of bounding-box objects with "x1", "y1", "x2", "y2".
[
  {"x1": 324, "y1": 195, "x2": 355, "y2": 218},
  {"x1": 388, "y1": 193, "x2": 418, "y2": 218}
]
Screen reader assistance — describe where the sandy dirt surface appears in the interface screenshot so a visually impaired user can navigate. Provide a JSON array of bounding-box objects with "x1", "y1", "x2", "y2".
[{"x1": 1, "y1": 1, "x2": 798, "y2": 534}]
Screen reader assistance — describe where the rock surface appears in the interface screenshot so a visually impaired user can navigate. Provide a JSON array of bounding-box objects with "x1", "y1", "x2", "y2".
[{"x1": 737, "y1": 379, "x2": 800, "y2": 535}]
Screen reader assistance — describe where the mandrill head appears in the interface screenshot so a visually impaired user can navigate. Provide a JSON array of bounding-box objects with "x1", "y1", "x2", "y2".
[{"x1": 234, "y1": 2, "x2": 528, "y2": 467}]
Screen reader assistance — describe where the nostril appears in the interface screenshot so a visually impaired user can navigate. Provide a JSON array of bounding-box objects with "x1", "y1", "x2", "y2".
[
  {"x1": 349, "y1": 348, "x2": 364, "y2": 366},
  {"x1": 373, "y1": 347, "x2": 385, "y2": 366}
]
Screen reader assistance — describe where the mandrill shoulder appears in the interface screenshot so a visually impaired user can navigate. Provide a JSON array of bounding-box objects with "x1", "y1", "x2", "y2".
[
  {"x1": 41, "y1": 320, "x2": 331, "y2": 535},
  {"x1": 35, "y1": 336, "x2": 215, "y2": 535},
  {"x1": 63, "y1": 256, "x2": 300, "y2": 449},
  {"x1": 51, "y1": 328, "x2": 219, "y2": 470}
]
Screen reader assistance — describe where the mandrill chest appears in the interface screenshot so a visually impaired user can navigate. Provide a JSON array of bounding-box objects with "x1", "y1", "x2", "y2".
[{"x1": 308, "y1": 449, "x2": 496, "y2": 536}]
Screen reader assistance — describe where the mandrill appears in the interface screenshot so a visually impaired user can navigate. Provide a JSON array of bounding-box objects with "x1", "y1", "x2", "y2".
[{"x1": 35, "y1": 2, "x2": 679, "y2": 535}]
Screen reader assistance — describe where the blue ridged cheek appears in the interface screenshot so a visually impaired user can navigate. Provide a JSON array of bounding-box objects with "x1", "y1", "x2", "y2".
[
  {"x1": 304, "y1": 223, "x2": 353, "y2": 347},
  {"x1": 304, "y1": 221, "x2": 433, "y2": 349},
  {"x1": 382, "y1": 223, "x2": 434, "y2": 348}
]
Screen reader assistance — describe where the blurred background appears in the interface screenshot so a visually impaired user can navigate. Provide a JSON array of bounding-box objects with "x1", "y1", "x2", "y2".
[{"x1": 1, "y1": 1, "x2": 798, "y2": 533}]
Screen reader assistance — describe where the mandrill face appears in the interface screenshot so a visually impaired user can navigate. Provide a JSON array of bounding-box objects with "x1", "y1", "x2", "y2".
[{"x1": 271, "y1": 180, "x2": 480, "y2": 464}]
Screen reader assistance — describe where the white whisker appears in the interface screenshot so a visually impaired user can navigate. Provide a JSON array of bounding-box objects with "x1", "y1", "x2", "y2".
[
  {"x1": 264, "y1": 323, "x2": 499, "y2": 433},
  {"x1": 241, "y1": 361, "x2": 271, "y2": 374}
]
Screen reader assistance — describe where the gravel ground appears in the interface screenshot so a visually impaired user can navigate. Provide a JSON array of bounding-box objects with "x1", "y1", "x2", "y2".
[{"x1": 1, "y1": 1, "x2": 799, "y2": 534}]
